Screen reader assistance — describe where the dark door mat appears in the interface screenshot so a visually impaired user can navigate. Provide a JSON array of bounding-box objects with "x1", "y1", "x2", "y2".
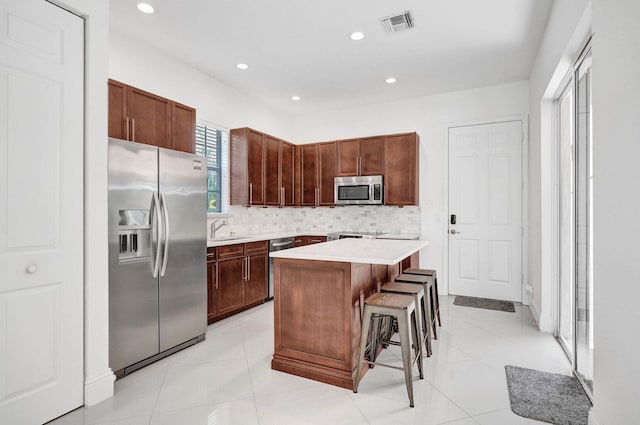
[
  {"x1": 505, "y1": 365, "x2": 592, "y2": 425},
  {"x1": 453, "y1": 295, "x2": 515, "y2": 312}
]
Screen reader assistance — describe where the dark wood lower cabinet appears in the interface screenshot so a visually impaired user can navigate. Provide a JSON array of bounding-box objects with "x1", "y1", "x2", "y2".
[{"x1": 207, "y1": 241, "x2": 268, "y2": 324}]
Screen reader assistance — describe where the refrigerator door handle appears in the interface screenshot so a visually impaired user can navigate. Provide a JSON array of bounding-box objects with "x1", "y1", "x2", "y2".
[
  {"x1": 160, "y1": 192, "x2": 170, "y2": 277},
  {"x1": 150, "y1": 192, "x2": 162, "y2": 278}
]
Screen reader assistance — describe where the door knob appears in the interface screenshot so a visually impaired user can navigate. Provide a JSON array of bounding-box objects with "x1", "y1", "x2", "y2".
[
  {"x1": 26, "y1": 265, "x2": 38, "y2": 274},
  {"x1": 450, "y1": 229, "x2": 460, "y2": 235}
]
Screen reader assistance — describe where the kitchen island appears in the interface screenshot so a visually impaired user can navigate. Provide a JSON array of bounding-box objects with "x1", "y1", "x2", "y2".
[{"x1": 269, "y1": 238, "x2": 429, "y2": 389}]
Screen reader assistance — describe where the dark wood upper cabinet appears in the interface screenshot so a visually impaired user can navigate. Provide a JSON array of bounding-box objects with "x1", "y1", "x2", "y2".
[
  {"x1": 108, "y1": 80, "x2": 128, "y2": 140},
  {"x1": 384, "y1": 132, "x2": 419, "y2": 206},
  {"x1": 128, "y1": 87, "x2": 172, "y2": 149},
  {"x1": 360, "y1": 136, "x2": 384, "y2": 176},
  {"x1": 264, "y1": 135, "x2": 281, "y2": 206},
  {"x1": 336, "y1": 139, "x2": 360, "y2": 176},
  {"x1": 247, "y1": 130, "x2": 265, "y2": 206},
  {"x1": 318, "y1": 142, "x2": 336, "y2": 206},
  {"x1": 107, "y1": 79, "x2": 196, "y2": 153},
  {"x1": 281, "y1": 142, "x2": 295, "y2": 206},
  {"x1": 230, "y1": 128, "x2": 296, "y2": 207},
  {"x1": 171, "y1": 102, "x2": 196, "y2": 153},
  {"x1": 230, "y1": 127, "x2": 265, "y2": 206},
  {"x1": 336, "y1": 137, "x2": 384, "y2": 177},
  {"x1": 300, "y1": 144, "x2": 319, "y2": 206}
]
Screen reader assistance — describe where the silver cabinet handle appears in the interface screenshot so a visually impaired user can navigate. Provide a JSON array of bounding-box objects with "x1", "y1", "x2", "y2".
[
  {"x1": 358, "y1": 156, "x2": 362, "y2": 175},
  {"x1": 249, "y1": 183, "x2": 253, "y2": 206},
  {"x1": 280, "y1": 187, "x2": 285, "y2": 206},
  {"x1": 271, "y1": 241, "x2": 293, "y2": 247},
  {"x1": 247, "y1": 256, "x2": 251, "y2": 281},
  {"x1": 160, "y1": 192, "x2": 170, "y2": 277},
  {"x1": 450, "y1": 229, "x2": 460, "y2": 234},
  {"x1": 131, "y1": 117, "x2": 135, "y2": 142},
  {"x1": 150, "y1": 192, "x2": 162, "y2": 277},
  {"x1": 125, "y1": 117, "x2": 130, "y2": 141}
]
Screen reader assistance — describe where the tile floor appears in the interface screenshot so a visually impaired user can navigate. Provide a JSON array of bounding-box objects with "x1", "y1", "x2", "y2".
[{"x1": 52, "y1": 296, "x2": 571, "y2": 425}]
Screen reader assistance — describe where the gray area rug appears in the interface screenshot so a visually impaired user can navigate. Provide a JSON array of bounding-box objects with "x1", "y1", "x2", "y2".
[
  {"x1": 505, "y1": 366, "x2": 592, "y2": 425},
  {"x1": 453, "y1": 295, "x2": 515, "y2": 312}
]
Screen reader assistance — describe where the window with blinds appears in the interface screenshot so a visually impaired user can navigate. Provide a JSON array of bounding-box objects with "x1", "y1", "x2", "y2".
[{"x1": 195, "y1": 123, "x2": 226, "y2": 213}]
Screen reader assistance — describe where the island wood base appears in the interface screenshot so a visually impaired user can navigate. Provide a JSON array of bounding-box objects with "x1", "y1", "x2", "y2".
[{"x1": 271, "y1": 254, "x2": 418, "y2": 389}]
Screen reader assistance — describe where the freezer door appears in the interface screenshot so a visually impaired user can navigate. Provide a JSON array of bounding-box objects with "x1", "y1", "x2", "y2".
[
  {"x1": 108, "y1": 138, "x2": 160, "y2": 372},
  {"x1": 158, "y1": 148, "x2": 207, "y2": 351}
]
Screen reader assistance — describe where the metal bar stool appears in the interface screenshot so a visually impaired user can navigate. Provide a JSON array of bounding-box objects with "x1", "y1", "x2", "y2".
[
  {"x1": 403, "y1": 268, "x2": 441, "y2": 327},
  {"x1": 380, "y1": 282, "x2": 431, "y2": 357},
  {"x1": 354, "y1": 292, "x2": 423, "y2": 408},
  {"x1": 394, "y1": 273, "x2": 437, "y2": 340}
]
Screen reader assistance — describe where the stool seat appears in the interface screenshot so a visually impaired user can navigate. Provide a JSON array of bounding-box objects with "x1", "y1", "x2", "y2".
[
  {"x1": 366, "y1": 292, "x2": 415, "y2": 310},
  {"x1": 395, "y1": 273, "x2": 429, "y2": 284},
  {"x1": 403, "y1": 268, "x2": 436, "y2": 276}
]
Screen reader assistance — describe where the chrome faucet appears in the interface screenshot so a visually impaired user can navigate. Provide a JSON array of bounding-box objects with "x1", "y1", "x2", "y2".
[{"x1": 210, "y1": 219, "x2": 228, "y2": 239}]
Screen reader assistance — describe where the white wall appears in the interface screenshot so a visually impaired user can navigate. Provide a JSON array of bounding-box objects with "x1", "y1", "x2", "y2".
[
  {"x1": 527, "y1": 0, "x2": 591, "y2": 330},
  {"x1": 291, "y1": 81, "x2": 529, "y2": 294},
  {"x1": 590, "y1": 1, "x2": 640, "y2": 423},
  {"x1": 109, "y1": 32, "x2": 293, "y2": 139},
  {"x1": 55, "y1": 0, "x2": 114, "y2": 406}
]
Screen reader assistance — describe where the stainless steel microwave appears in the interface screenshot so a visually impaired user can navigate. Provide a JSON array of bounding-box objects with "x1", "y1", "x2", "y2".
[{"x1": 334, "y1": 175, "x2": 383, "y2": 205}]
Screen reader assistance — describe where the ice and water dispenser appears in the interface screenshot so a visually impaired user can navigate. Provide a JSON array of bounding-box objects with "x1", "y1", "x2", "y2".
[{"x1": 117, "y1": 210, "x2": 151, "y2": 262}]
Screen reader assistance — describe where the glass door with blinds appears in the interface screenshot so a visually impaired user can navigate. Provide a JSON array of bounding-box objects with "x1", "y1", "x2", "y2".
[{"x1": 555, "y1": 43, "x2": 593, "y2": 399}]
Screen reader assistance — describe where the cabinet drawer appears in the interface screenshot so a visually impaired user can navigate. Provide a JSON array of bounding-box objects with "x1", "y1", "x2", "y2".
[
  {"x1": 217, "y1": 243, "x2": 244, "y2": 259},
  {"x1": 245, "y1": 240, "x2": 268, "y2": 255},
  {"x1": 207, "y1": 247, "x2": 217, "y2": 261}
]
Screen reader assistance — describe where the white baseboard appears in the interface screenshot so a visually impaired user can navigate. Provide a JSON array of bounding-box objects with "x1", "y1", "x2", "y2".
[
  {"x1": 84, "y1": 369, "x2": 115, "y2": 406},
  {"x1": 528, "y1": 299, "x2": 554, "y2": 332}
]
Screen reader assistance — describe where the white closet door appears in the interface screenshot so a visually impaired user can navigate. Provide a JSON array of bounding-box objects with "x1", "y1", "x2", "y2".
[
  {"x1": 0, "y1": 0, "x2": 84, "y2": 423},
  {"x1": 448, "y1": 121, "x2": 523, "y2": 302}
]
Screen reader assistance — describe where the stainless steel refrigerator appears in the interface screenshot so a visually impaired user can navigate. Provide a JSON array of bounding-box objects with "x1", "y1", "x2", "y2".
[{"x1": 108, "y1": 138, "x2": 207, "y2": 378}]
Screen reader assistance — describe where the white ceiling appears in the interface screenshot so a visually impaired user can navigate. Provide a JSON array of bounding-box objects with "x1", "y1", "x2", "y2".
[{"x1": 109, "y1": 0, "x2": 553, "y2": 116}]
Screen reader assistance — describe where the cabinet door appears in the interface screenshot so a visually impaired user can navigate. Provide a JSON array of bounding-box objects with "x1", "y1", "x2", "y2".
[
  {"x1": 248, "y1": 130, "x2": 265, "y2": 205},
  {"x1": 300, "y1": 144, "x2": 319, "y2": 206},
  {"x1": 384, "y1": 133, "x2": 419, "y2": 205},
  {"x1": 318, "y1": 142, "x2": 337, "y2": 205},
  {"x1": 360, "y1": 136, "x2": 384, "y2": 176},
  {"x1": 217, "y1": 256, "x2": 245, "y2": 316},
  {"x1": 281, "y1": 142, "x2": 295, "y2": 206},
  {"x1": 207, "y1": 260, "x2": 217, "y2": 323},
  {"x1": 264, "y1": 135, "x2": 281, "y2": 206},
  {"x1": 128, "y1": 87, "x2": 172, "y2": 149},
  {"x1": 230, "y1": 128, "x2": 248, "y2": 206},
  {"x1": 336, "y1": 139, "x2": 359, "y2": 176},
  {"x1": 108, "y1": 79, "x2": 128, "y2": 140},
  {"x1": 245, "y1": 253, "x2": 268, "y2": 305},
  {"x1": 171, "y1": 102, "x2": 196, "y2": 153}
]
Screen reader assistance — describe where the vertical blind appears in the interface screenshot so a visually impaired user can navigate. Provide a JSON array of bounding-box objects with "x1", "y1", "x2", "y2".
[{"x1": 195, "y1": 124, "x2": 222, "y2": 213}]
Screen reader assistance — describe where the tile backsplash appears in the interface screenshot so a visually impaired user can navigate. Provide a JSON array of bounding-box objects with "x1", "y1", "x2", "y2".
[{"x1": 208, "y1": 205, "x2": 421, "y2": 238}]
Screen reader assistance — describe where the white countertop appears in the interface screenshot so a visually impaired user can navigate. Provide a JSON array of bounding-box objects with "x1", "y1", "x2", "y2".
[
  {"x1": 207, "y1": 231, "x2": 327, "y2": 247},
  {"x1": 269, "y1": 238, "x2": 429, "y2": 265}
]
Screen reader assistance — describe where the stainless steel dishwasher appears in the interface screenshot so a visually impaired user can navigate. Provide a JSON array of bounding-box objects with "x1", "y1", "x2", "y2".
[{"x1": 268, "y1": 237, "x2": 295, "y2": 300}]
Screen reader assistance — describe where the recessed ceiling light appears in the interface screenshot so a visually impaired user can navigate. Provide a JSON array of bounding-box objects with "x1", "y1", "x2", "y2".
[
  {"x1": 291, "y1": 96, "x2": 301, "y2": 101},
  {"x1": 349, "y1": 32, "x2": 365, "y2": 41},
  {"x1": 137, "y1": 2, "x2": 154, "y2": 14},
  {"x1": 385, "y1": 77, "x2": 397, "y2": 84},
  {"x1": 236, "y1": 63, "x2": 248, "y2": 70}
]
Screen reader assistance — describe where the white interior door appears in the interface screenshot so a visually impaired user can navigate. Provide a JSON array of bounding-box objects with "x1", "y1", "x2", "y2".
[
  {"x1": 448, "y1": 121, "x2": 522, "y2": 302},
  {"x1": 0, "y1": 1, "x2": 84, "y2": 423}
]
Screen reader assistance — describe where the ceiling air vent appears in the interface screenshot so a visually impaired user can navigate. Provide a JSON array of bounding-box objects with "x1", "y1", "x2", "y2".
[{"x1": 380, "y1": 10, "x2": 415, "y2": 34}]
